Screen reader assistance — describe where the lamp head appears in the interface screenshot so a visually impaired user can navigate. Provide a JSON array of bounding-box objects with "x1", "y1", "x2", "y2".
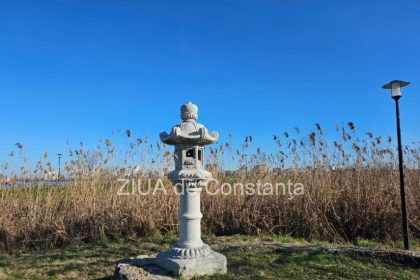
[{"x1": 382, "y1": 80, "x2": 410, "y2": 98}]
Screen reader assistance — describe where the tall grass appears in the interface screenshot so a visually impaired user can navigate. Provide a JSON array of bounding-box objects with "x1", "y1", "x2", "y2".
[{"x1": 0, "y1": 123, "x2": 419, "y2": 251}]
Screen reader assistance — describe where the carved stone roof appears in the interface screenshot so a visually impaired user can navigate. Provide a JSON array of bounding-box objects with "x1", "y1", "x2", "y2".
[{"x1": 160, "y1": 102, "x2": 218, "y2": 145}]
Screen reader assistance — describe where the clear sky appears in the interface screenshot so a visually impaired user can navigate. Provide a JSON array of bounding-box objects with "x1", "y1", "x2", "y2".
[{"x1": 1, "y1": 0, "x2": 419, "y2": 169}]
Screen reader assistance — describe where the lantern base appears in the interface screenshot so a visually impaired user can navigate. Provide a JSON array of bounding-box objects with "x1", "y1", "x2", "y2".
[{"x1": 156, "y1": 249, "x2": 227, "y2": 279}]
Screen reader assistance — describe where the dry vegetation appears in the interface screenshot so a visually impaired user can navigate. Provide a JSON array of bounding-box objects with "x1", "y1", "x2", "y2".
[{"x1": 0, "y1": 123, "x2": 419, "y2": 251}]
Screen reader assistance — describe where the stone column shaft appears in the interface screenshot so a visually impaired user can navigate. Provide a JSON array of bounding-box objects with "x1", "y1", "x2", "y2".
[{"x1": 178, "y1": 187, "x2": 203, "y2": 248}]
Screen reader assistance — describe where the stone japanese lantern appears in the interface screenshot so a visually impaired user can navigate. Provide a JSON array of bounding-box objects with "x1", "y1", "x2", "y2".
[{"x1": 157, "y1": 102, "x2": 227, "y2": 278}]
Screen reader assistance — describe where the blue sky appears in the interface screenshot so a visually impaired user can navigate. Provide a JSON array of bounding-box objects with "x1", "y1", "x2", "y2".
[{"x1": 1, "y1": 0, "x2": 419, "y2": 169}]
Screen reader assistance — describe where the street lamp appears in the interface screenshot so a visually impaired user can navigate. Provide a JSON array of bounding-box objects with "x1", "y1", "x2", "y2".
[
  {"x1": 57, "y1": 153, "x2": 62, "y2": 182},
  {"x1": 382, "y1": 80, "x2": 410, "y2": 250}
]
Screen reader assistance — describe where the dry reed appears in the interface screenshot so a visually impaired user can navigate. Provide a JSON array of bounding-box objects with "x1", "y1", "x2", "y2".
[{"x1": 0, "y1": 123, "x2": 419, "y2": 251}]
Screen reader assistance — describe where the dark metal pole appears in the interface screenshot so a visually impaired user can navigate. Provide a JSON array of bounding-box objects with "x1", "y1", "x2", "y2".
[
  {"x1": 393, "y1": 96, "x2": 410, "y2": 250},
  {"x1": 58, "y1": 154, "x2": 62, "y2": 182}
]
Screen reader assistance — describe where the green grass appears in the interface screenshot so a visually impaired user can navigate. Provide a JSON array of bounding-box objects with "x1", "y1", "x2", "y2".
[
  {"x1": 0, "y1": 238, "x2": 165, "y2": 280},
  {"x1": 0, "y1": 236, "x2": 419, "y2": 280},
  {"x1": 352, "y1": 238, "x2": 420, "y2": 251},
  {"x1": 207, "y1": 234, "x2": 420, "y2": 250},
  {"x1": 199, "y1": 246, "x2": 419, "y2": 280}
]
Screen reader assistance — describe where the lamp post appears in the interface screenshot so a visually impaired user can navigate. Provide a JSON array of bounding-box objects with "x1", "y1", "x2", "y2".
[
  {"x1": 382, "y1": 80, "x2": 410, "y2": 250},
  {"x1": 57, "y1": 153, "x2": 62, "y2": 181}
]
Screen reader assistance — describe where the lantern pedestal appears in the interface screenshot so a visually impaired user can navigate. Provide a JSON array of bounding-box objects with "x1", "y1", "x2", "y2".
[
  {"x1": 156, "y1": 183, "x2": 226, "y2": 278},
  {"x1": 156, "y1": 249, "x2": 227, "y2": 279}
]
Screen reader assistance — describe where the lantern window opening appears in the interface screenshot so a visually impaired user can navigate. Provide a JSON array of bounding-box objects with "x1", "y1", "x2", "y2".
[
  {"x1": 186, "y1": 148, "x2": 195, "y2": 159},
  {"x1": 198, "y1": 149, "x2": 202, "y2": 162}
]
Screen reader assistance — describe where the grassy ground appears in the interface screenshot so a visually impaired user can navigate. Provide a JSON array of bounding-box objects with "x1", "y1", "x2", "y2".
[
  {"x1": 210, "y1": 234, "x2": 420, "y2": 251},
  {"x1": 0, "y1": 235, "x2": 419, "y2": 280}
]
